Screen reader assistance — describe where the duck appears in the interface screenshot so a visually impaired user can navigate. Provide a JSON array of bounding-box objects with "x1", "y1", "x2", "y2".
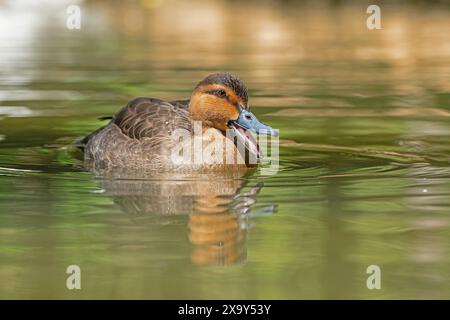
[{"x1": 80, "y1": 72, "x2": 277, "y2": 172}]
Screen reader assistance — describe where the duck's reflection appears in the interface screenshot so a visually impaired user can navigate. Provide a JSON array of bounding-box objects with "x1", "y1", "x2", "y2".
[{"x1": 95, "y1": 170, "x2": 275, "y2": 266}]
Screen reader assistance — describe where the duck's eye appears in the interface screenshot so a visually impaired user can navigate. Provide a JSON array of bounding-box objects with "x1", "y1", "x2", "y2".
[
  {"x1": 216, "y1": 89, "x2": 226, "y2": 98},
  {"x1": 207, "y1": 89, "x2": 227, "y2": 98},
  {"x1": 245, "y1": 114, "x2": 252, "y2": 121}
]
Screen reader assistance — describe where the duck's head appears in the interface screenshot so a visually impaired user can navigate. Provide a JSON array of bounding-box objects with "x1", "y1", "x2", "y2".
[{"x1": 189, "y1": 72, "x2": 277, "y2": 157}]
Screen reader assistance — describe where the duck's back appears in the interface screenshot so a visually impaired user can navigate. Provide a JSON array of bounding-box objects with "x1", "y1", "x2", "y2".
[{"x1": 82, "y1": 97, "x2": 192, "y2": 171}]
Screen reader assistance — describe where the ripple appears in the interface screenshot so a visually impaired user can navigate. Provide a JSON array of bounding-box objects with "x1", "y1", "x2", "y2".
[
  {"x1": 268, "y1": 107, "x2": 450, "y2": 118},
  {"x1": 280, "y1": 139, "x2": 448, "y2": 165},
  {"x1": 0, "y1": 166, "x2": 42, "y2": 174}
]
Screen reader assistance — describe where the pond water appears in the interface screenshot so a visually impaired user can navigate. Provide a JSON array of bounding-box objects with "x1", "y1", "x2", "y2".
[{"x1": 1, "y1": 0, "x2": 450, "y2": 299}]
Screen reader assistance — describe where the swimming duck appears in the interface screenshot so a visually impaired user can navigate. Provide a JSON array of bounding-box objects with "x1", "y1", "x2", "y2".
[{"x1": 80, "y1": 72, "x2": 276, "y2": 171}]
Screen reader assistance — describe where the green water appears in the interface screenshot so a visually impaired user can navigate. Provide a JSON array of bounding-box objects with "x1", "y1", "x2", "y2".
[{"x1": 1, "y1": 1, "x2": 450, "y2": 299}]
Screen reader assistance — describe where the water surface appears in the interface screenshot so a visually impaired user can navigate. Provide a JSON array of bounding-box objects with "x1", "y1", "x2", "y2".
[{"x1": 1, "y1": 0, "x2": 450, "y2": 299}]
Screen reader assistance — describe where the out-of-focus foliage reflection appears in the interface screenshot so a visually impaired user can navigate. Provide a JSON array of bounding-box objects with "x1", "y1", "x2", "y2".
[{"x1": 0, "y1": 0, "x2": 450, "y2": 298}]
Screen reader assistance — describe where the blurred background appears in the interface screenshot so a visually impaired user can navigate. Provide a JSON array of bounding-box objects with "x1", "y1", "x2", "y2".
[{"x1": 0, "y1": 0, "x2": 450, "y2": 299}]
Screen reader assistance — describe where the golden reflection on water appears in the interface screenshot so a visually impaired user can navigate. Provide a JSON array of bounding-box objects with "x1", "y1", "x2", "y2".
[
  {"x1": 96, "y1": 171, "x2": 271, "y2": 266},
  {"x1": 94, "y1": 0, "x2": 450, "y2": 88}
]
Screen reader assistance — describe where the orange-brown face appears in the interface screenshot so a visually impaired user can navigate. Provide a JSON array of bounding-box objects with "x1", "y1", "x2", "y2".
[{"x1": 189, "y1": 83, "x2": 248, "y2": 132}]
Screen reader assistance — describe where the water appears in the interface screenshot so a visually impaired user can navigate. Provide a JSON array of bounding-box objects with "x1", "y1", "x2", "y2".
[{"x1": 1, "y1": 0, "x2": 450, "y2": 299}]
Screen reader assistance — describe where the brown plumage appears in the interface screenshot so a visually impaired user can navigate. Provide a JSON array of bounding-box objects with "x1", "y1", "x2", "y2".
[{"x1": 80, "y1": 72, "x2": 273, "y2": 173}]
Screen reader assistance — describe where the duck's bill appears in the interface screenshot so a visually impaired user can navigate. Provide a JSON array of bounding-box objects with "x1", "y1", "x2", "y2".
[
  {"x1": 228, "y1": 109, "x2": 278, "y2": 159},
  {"x1": 230, "y1": 122, "x2": 262, "y2": 158}
]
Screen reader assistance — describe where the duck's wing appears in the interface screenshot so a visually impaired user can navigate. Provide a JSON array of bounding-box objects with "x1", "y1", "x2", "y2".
[
  {"x1": 112, "y1": 97, "x2": 192, "y2": 140},
  {"x1": 78, "y1": 97, "x2": 191, "y2": 151},
  {"x1": 168, "y1": 99, "x2": 189, "y2": 110}
]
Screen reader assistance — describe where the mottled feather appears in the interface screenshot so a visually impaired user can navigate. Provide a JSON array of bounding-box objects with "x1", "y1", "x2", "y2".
[
  {"x1": 82, "y1": 97, "x2": 193, "y2": 171},
  {"x1": 113, "y1": 97, "x2": 192, "y2": 140}
]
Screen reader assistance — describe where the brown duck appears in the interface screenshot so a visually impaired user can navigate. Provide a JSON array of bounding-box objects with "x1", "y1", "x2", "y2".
[{"x1": 80, "y1": 73, "x2": 276, "y2": 172}]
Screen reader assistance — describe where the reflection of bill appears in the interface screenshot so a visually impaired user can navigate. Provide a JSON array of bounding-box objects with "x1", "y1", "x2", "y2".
[{"x1": 96, "y1": 171, "x2": 276, "y2": 266}]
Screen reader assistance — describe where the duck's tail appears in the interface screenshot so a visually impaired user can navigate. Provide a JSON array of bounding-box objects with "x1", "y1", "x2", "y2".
[{"x1": 74, "y1": 115, "x2": 113, "y2": 151}]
